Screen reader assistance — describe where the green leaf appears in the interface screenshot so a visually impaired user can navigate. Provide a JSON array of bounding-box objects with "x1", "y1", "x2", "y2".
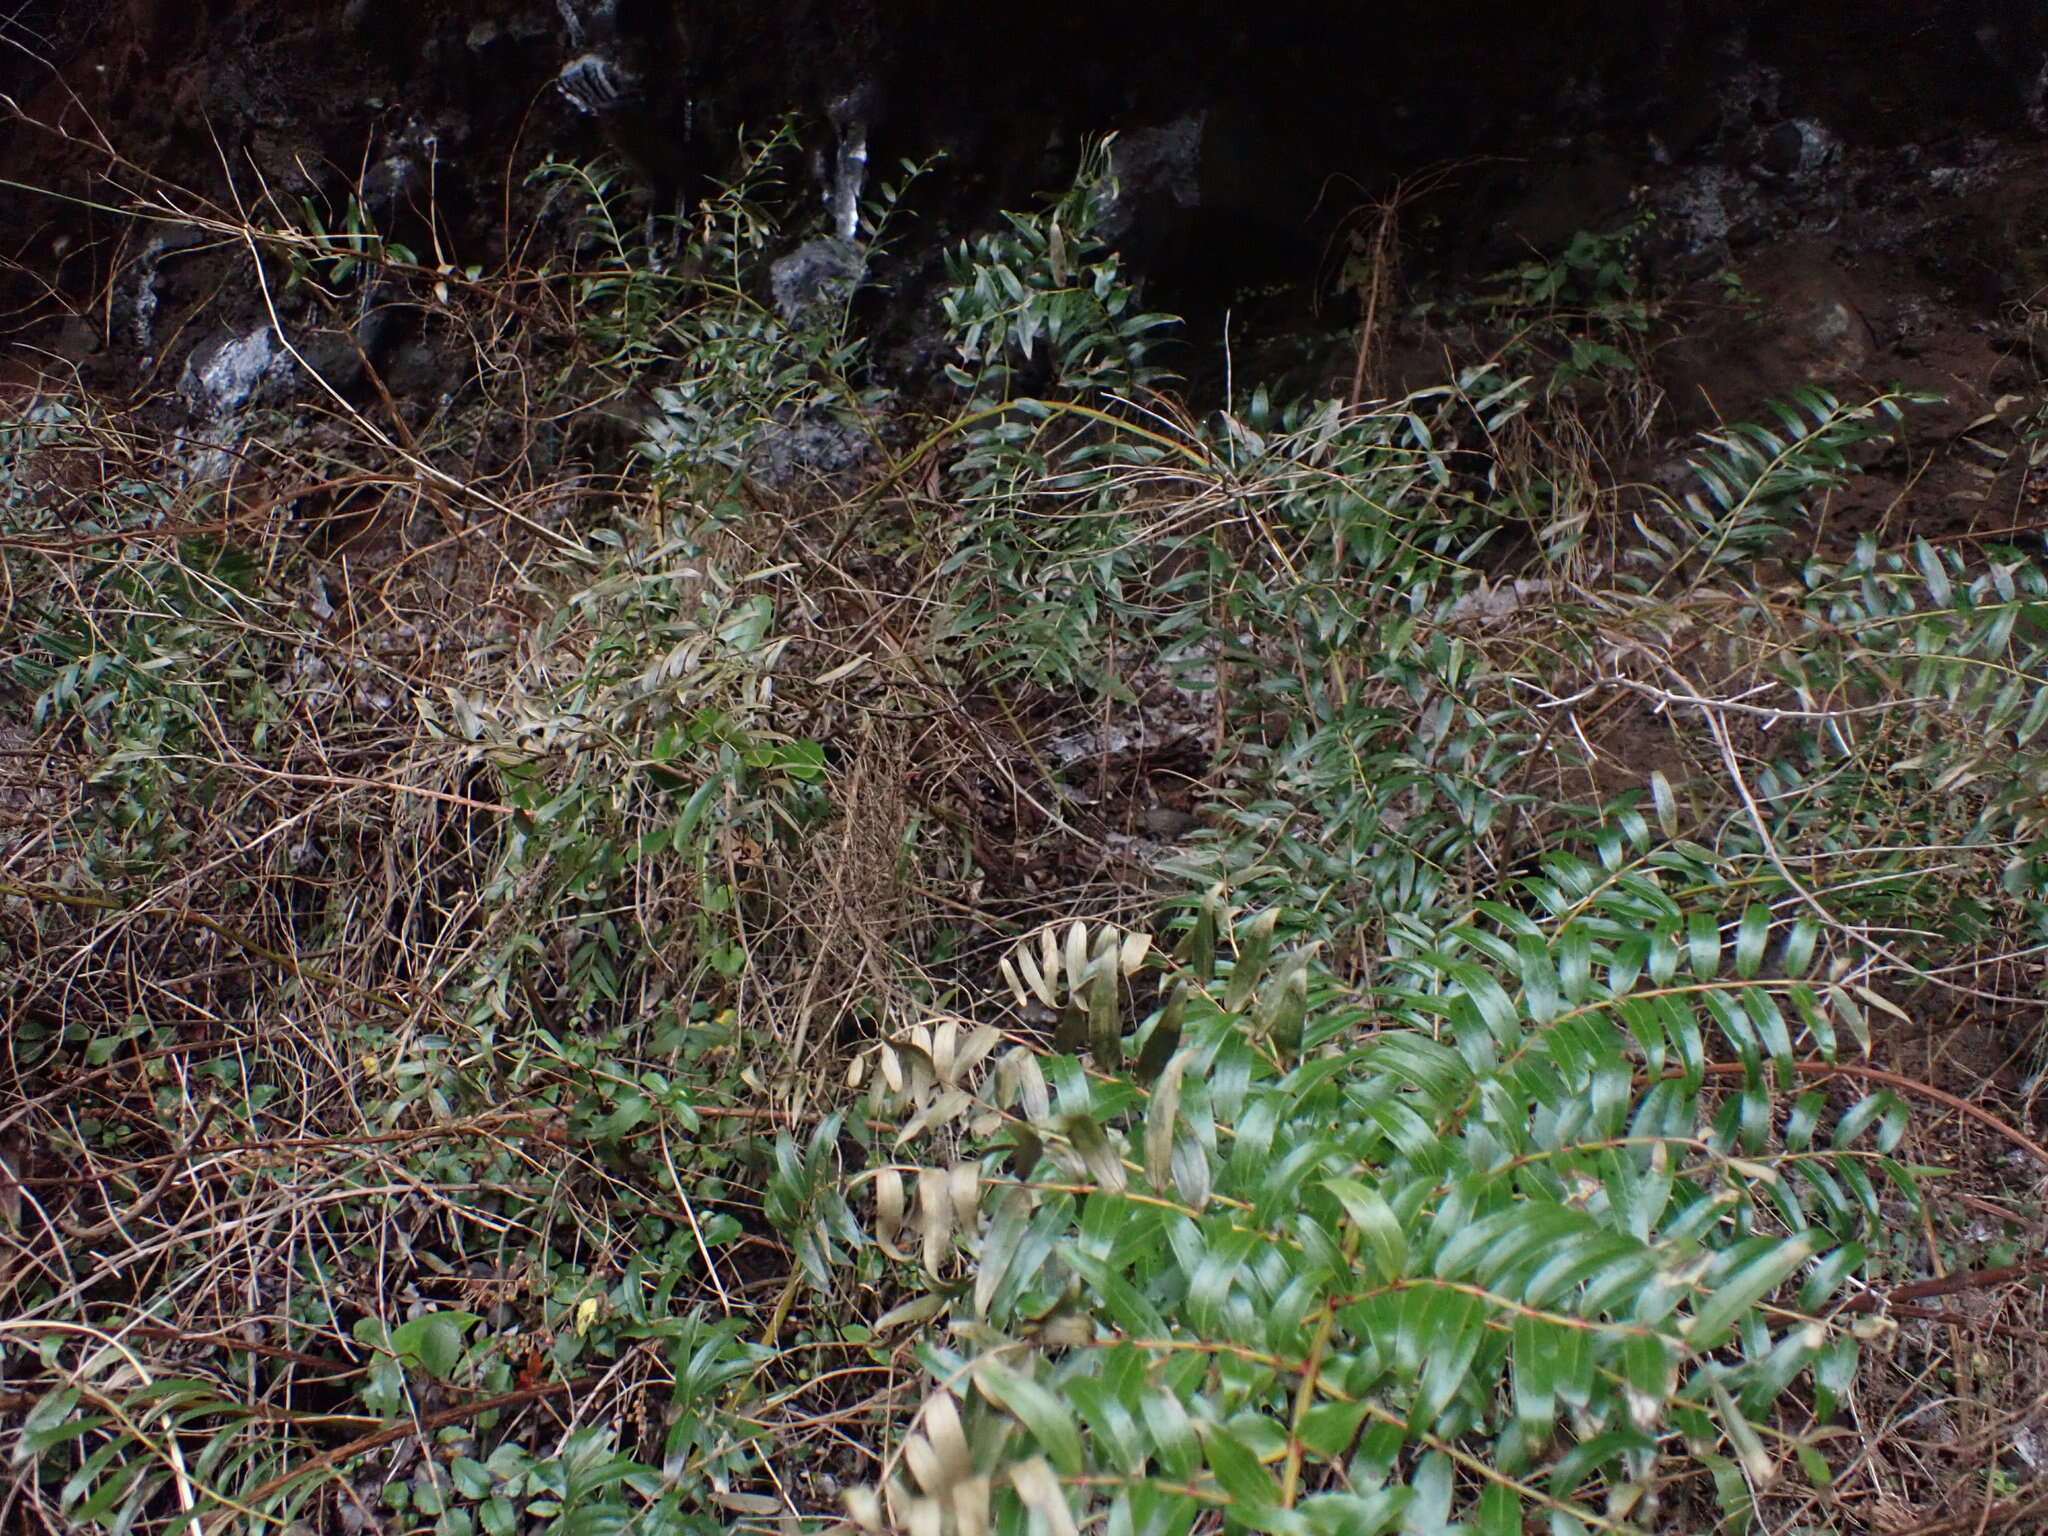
[
  {"x1": 1733, "y1": 904, "x2": 1770, "y2": 979},
  {"x1": 1178, "y1": 885, "x2": 1223, "y2": 984},
  {"x1": 1063, "y1": 1112, "x2": 1128, "y2": 1195},
  {"x1": 67, "y1": 1450, "x2": 149, "y2": 1523},
  {"x1": 1089, "y1": 955, "x2": 1123, "y2": 1069},
  {"x1": 451, "y1": 1457, "x2": 493, "y2": 1499},
  {"x1": 18, "y1": 1388, "x2": 85, "y2": 1460},
  {"x1": 973, "y1": 1186, "x2": 1041, "y2": 1320},
  {"x1": 1135, "y1": 981, "x2": 1187, "y2": 1081},
  {"x1": 1686, "y1": 911, "x2": 1721, "y2": 979},
  {"x1": 1146, "y1": 1050, "x2": 1192, "y2": 1195},
  {"x1": 973, "y1": 1358, "x2": 1084, "y2": 1475},
  {"x1": 1477, "y1": 1481, "x2": 1521, "y2": 1536},
  {"x1": 1322, "y1": 1177, "x2": 1408, "y2": 1282},
  {"x1": 1198, "y1": 1420, "x2": 1281, "y2": 1515},
  {"x1": 1688, "y1": 1234, "x2": 1821, "y2": 1351},
  {"x1": 1798, "y1": 1243, "x2": 1866, "y2": 1313},
  {"x1": 1709, "y1": 1374, "x2": 1772, "y2": 1486},
  {"x1": 1515, "y1": 934, "x2": 1559, "y2": 1023},
  {"x1": 1185, "y1": 1224, "x2": 1259, "y2": 1337},
  {"x1": 1795, "y1": 1440, "x2": 1834, "y2": 1489},
  {"x1": 1555, "y1": 922, "x2": 1592, "y2": 1005},
  {"x1": 1138, "y1": 1388, "x2": 1201, "y2": 1480},
  {"x1": 1297, "y1": 1399, "x2": 1372, "y2": 1461},
  {"x1": 1783, "y1": 1091, "x2": 1825, "y2": 1153},
  {"x1": 1441, "y1": 961, "x2": 1520, "y2": 1047},
  {"x1": 1225, "y1": 910, "x2": 1280, "y2": 1012},
  {"x1": 1512, "y1": 1315, "x2": 1559, "y2": 1438},
  {"x1": 1170, "y1": 1135, "x2": 1213, "y2": 1212},
  {"x1": 1415, "y1": 1289, "x2": 1489, "y2": 1426},
  {"x1": 1743, "y1": 988, "x2": 1794, "y2": 1082},
  {"x1": 1258, "y1": 955, "x2": 1310, "y2": 1058},
  {"x1": 390, "y1": 1310, "x2": 479, "y2": 1380},
  {"x1": 1067, "y1": 1375, "x2": 1148, "y2": 1475},
  {"x1": 1619, "y1": 1330, "x2": 1674, "y2": 1408}
]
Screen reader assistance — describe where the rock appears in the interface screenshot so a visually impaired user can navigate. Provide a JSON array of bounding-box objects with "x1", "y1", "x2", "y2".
[
  {"x1": 1099, "y1": 116, "x2": 1205, "y2": 246},
  {"x1": 1136, "y1": 805, "x2": 1200, "y2": 840},
  {"x1": 180, "y1": 326, "x2": 298, "y2": 420},
  {"x1": 557, "y1": 50, "x2": 639, "y2": 117},
  {"x1": 52, "y1": 314, "x2": 100, "y2": 363},
  {"x1": 293, "y1": 331, "x2": 366, "y2": 396},
  {"x1": 1989, "y1": 350, "x2": 2033, "y2": 392},
  {"x1": 358, "y1": 150, "x2": 422, "y2": 218},
  {"x1": 747, "y1": 409, "x2": 873, "y2": 491},
  {"x1": 1757, "y1": 119, "x2": 1836, "y2": 180},
  {"x1": 1794, "y1": 294, "x2": 1876, "y2": 380},
  {"x1": 770, "y1": 239, "x2": 863, "y2": 324}
]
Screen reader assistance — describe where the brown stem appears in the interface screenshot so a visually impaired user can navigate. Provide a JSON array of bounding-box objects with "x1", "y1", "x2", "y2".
[
  {"x1": 1830, "y1": 1255, "x2": 2048, "y2": 1317},
  {"x1": 1881, "y1": 1302, "x2": 2048, "y2": 1346},
  {"x1": 1690, "y1": 1059, "x2": 2048, "y2": 1171},
  {"x1": 1889, "y1": 1486, "x2": 2048, "y2": 1536},
  {"x1": 57, "y1": 1101, "x2": 220, "y2": 1242},
  {"x1": 213, "y1": 1375, "x2": 596, "y2": 1529}
]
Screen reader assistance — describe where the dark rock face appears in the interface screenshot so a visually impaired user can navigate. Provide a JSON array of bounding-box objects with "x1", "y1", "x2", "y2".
[
  {"x1": 3, "y1": 1, "x2": 2045, "y2": 355},
  {"x1": 528, "y1": 1, "x2": 2048, "y2": 294}
]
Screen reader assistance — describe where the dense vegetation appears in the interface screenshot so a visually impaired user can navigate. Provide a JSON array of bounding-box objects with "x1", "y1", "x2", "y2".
[{"x1": 5, "y1": 132, "x2": 2048, "y2": 1535}]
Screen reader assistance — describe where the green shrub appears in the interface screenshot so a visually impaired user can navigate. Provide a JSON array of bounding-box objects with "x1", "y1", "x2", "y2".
[
  {"x1": 845, "y1": 874, "x2": 1905, "y2": 1534},
  {"x1": 13, "y1": 126, "x2": 2048, "y2": 1536}
]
